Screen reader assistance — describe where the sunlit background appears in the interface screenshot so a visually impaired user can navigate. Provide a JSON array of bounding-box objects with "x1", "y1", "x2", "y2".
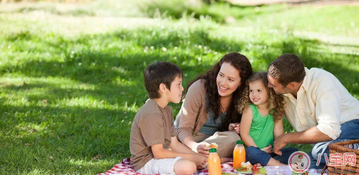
[{"x1": 0, "y1": 0, "x2": 358, "y2": 174}]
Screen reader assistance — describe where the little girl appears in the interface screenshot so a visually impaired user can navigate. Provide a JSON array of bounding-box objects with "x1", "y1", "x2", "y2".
[{"x1": 238, "y1": 72, "x2": 298, "y2": 166}]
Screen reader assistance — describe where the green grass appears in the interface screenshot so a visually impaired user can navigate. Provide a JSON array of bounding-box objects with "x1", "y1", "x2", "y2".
[
  {"x1": 237, "y1": 5, "x2": 359, "y2": 37},
  {"x1": 141, "y1": 0, "x2": 288, "y2": 23},
  {"x1": 0, "y1": 1, "x2": 359, "y2": 174},
  {"x1": 142, "y1": 0, "x2": 359, "y2": 37}
]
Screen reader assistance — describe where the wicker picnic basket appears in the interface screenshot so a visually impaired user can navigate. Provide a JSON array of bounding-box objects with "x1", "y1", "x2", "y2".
[{"x1": 323, "y1": 139, "x2": 359, "y2": 175}]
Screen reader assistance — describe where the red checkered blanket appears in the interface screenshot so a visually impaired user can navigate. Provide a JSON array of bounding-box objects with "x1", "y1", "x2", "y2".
[{"x1": 98, "y1": 158, "x2": 236, "y2": 175}]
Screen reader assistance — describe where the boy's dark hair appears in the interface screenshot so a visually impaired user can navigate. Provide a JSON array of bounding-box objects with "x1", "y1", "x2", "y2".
[
  {"x1": 268, "y1": 54, "x2": 305, "y2": 87},
  {"x1": 144, "y1": 61, "x2": 183, "y2": 99}
]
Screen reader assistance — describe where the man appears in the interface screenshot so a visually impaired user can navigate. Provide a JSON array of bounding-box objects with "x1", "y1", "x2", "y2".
[{"x1": 267, "y1": 53, "x2": 359, "y2": 168}]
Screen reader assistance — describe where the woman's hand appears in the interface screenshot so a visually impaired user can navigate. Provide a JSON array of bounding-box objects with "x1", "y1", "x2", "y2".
[
  {"x1": 196, "y1": 142, "x2": 210, "y2": 157},
  {"x1": 228, "y1": 123, "x2": 240, "y2": 134},
  {"x1": 261, "y1": 145, "x2": 273, "y2": 154}
]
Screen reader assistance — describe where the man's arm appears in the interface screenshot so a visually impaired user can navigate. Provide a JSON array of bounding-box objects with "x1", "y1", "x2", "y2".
[
  {"x1": 273, "y1": 126, "x2": 332, "y2": 155},
  {"x1": 314, "y1": 81, "x2": 342, "y2": 140},
  {"x1": 281, "y1": 126, "x2": 332, "y2": 144}
]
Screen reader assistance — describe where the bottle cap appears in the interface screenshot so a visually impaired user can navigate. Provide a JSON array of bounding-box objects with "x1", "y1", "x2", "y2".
[
  {"x1": 236, "y1": 140, "x2": 244, "y2": 144},
  {"x1": 209, "y1": 148, "x2": 217, "y2": 153}
]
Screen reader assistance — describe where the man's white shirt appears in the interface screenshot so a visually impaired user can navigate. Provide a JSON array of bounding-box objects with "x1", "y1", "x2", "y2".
[{"x1": 283, "y1": 67, "x2": 359, "y2": 140}]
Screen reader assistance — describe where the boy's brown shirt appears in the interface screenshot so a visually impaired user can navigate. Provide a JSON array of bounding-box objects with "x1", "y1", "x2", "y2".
[{"x1": 130, "y1": 99, "x2": 176, "y2": 171}]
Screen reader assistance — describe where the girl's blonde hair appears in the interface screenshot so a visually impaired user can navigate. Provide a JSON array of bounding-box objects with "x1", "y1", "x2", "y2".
[{"x1": 237, "y1": 72, "x2": 285, "y2": 122}]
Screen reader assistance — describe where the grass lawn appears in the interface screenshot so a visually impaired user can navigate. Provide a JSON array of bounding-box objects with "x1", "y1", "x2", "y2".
[{"x1": 0, "y1": 0, "x2": 358, "y2": 174}]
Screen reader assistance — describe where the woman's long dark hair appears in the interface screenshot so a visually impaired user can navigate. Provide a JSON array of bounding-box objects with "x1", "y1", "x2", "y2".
[{"x1": 185, "y1": 52, "x2": 253, "y2": 131}]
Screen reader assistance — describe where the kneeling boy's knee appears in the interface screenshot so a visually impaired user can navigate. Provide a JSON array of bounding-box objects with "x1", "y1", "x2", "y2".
[
  {"x1": 186, "y1": 162, "x2": 197, "y2": 174},
  {"x1": 174, "y1": 160, "x2": 197, "y2": 175}
]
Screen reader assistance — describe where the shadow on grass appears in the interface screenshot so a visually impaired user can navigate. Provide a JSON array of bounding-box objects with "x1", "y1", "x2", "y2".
[
  {"x1": 2, "y1": 28, "x2": 358, "y2": 115},
  {"x1": 0, "y1": 101, "x2": 133, "y2": 174},
  {"x1": 1, "y1": 28, "x2": 241, "y2": 85},
  {"x1": 0, "y1": 80, "x2": 148, "y2": 109},
  {"x1": 2, "y1": 26, "x2": 358, "y2": 120}
]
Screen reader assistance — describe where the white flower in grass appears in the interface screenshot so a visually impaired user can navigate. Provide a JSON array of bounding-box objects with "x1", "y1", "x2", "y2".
[
  {"x1": 143, "y1": 46, "x2": 149, "y2": 53},
  {"x1": 162, "y1": 47, "x2": 167, "y2": 52},
  {"x1": 225, "y1": 16, "x2": 236, "y2": 24}
]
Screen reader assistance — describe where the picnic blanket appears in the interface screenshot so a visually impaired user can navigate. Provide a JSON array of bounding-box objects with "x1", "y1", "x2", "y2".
[{"x1": 98, "y1": 158, "x2": 237, "y2": 175}]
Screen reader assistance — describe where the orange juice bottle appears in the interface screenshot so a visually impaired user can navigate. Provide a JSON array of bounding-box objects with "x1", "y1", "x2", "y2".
[
  {"x1": 233, "y1": 140, "x2": 246, "y2": 169},
  {"x1": 208, "y1": 148, "x2": 222, "y2": 175}
]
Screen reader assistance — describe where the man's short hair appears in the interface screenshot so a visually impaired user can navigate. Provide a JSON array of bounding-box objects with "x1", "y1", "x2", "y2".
[
  {"x1": 268, "y1": 54, "x2": 305, "y2": 87},
  {"x1": 144, "y1": 61, "x2": 183, "y2": 99}
]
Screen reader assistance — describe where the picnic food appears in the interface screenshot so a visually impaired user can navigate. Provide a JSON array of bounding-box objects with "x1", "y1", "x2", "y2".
[
  {"x1": 252, "y1": 165, "x2": 259, "y2": 174},
  {"x1": 237, "y1": 162, "x2": 267, "y2": 175},
  {"x1": 208, "y1": 148, "x2": 222, "y2": 175},
  {"x1": 241, "y1": 161, "x2": 252, "y2": 169},
  {"x1": 233, "y1": 140, "x2": 245, "y2": 169},
  {"x1": 236, "y1": 161, "x2": 252, "y2": 173},
  {"x1": 252, "y1": 165, "x2": 267, "y2": 175}
]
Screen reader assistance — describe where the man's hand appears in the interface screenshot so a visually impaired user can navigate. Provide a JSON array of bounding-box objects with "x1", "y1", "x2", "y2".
[
  {"x1": 261, "y1": 145, "x2": 273, "y2": 154},
  {"x1": 192, "y1": 153, "x2": 207, "y2": 169},
  {"x1": 273, "y1": 134, "x2": 289, "y2": 156},
  {"x1": 228, "y1": 123, "x2": 240, "y2": 134},
  {"x1": 196, "y1": 142, "x2": 210, "y2": 157}
]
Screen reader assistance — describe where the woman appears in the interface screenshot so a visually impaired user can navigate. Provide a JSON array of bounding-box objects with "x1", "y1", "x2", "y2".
[{"x1": 175, "y1": 52, "x2": 253, "y2": 158}]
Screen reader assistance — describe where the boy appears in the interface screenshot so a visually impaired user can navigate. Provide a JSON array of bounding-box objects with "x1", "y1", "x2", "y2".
[{"x1": 130, "y1": 62, "x2": 207, "y2": 175}]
